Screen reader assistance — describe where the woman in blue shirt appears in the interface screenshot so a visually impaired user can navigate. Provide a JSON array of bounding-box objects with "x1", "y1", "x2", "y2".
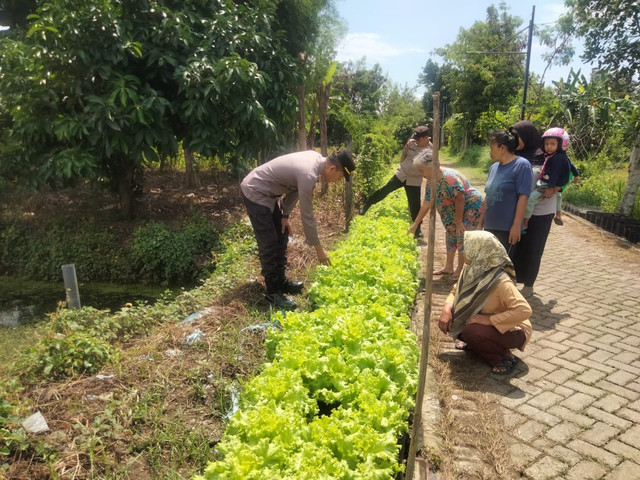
[{"x1": 479, "y1": 129, "x2": 533, "y2": 255}]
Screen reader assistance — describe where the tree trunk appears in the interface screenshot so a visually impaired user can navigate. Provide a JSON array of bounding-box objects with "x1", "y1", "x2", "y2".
[
  {"x1": 317, "y1": 83, "x2": 330, "y2": 196},
  {"x1": 297, "y1": 85, "x2": 306, "y2": 151},
  {"x1": 345, "y1": 178, "x2": 354, "y2": 230},
  {"x1": 307, "y1": 116, "x2": 316, "y2": 150},
  {"x1": 317, "y1": 83, "x2": 330, "y2": 157},
  {"x1": 117, "y1": 160, "x2": 136, "y2": 219},
  {"x1": 184, "y1": 147, "x2": 200, "y2": 188},
  {"x1": 618, "y1": 128, "x2": 640, "y2": 216}
]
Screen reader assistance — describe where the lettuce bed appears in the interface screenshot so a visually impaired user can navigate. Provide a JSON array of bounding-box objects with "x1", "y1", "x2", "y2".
[{"x1": 196, "y1": 194, "x2": 420, "y2": 479}]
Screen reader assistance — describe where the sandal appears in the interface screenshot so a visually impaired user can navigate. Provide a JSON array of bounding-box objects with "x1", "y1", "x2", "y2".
[
  {"x1": 433, "y1": 269, "x2": 454, "y2": 276},
  {"x1": 520, "y1": 289, "x2": 534, "y2": 298},
  {"x1": 491, "y1": 356, "x2": 518, "y2": 375},
  {"x1": 505, "y1": 355, "x2": 519, "y2": 367}
]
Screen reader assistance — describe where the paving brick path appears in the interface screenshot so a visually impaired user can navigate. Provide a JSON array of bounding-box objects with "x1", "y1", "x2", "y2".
[{"x1": 421, "y1": 212, "x2": 640, "y2": 479}]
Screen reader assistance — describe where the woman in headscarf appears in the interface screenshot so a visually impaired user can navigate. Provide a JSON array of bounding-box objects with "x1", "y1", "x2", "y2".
[
  {"x1": 509, "y1": 121, "x2": 559, "y2": 298},
  {"x1": 438, "y1": 231, "x2": 532, "y2": 375},
  {"x1": 510, "y1": 120, "x2": 545, "y2": 166}
]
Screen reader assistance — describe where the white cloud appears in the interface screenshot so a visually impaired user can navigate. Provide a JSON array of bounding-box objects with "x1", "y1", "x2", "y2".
[{"x1": 336, "y1": 33, "x2": 423, "y2": 63}]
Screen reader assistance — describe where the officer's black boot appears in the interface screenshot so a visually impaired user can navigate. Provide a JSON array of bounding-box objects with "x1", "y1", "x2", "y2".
[
  {"x1": 276, "y1": 267, "x2": 304, "y2": 294},
  {"x1": 264, "y1": 275, "x2": 297, "y2": 310}
]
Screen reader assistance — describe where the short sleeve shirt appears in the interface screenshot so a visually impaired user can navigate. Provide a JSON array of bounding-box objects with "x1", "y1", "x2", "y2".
[{"x1": 484, "y1": 156, "x2": 533, "y2": 231}]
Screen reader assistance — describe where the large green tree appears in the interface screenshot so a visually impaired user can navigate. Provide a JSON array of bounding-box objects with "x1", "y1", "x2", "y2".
[
  {"x1": 418, "y1": 59, "x2": 452, "y2": 126},
  {"x1": 566, "y1": 0, "x2": 640, "y2": 216},
  {"x1": 0, "y1": 0, "x2": 298, "y2": 217},
  {"x1": 435, "y1": 3, "x2": 525, "y2": 146},
  {"x1": 273, "y1": 0, "x2": 339, "y2": 152},
  {"x1": 326, "y1": 60, "x2": 389, "y2": 149}
]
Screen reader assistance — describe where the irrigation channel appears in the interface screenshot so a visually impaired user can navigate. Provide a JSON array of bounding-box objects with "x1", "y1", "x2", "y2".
[{"x1": 0, "y1": 276, "x2": 175, "y2": 368}]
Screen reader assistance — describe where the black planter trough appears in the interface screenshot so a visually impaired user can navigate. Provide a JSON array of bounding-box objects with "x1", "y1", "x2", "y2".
[{"x1": 570, "y1": 206, "x2": 640, "y2": 244}]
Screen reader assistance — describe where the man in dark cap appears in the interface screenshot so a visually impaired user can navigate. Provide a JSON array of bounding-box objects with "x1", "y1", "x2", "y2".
[
  {"x1": 240, "y1": 148, "x2": 356, "y2": 309},
  {"x1": 359, "y1": 125, "x2": 432, "y2": 239}
]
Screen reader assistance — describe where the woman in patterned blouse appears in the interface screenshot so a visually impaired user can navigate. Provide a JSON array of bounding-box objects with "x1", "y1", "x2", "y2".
[{"x1": 408, "y1": 152, "x2": 484, "y2": 280}]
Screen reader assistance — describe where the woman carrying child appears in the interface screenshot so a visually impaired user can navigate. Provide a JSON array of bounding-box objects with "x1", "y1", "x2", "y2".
[{"x1": 514, "y1": 127, "x2": 570, "y2": 297}]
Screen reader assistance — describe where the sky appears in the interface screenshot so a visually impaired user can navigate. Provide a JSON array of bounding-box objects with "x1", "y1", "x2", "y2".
[{"x1": 335, "y1": 0, "x2": 592, "y2": 95}]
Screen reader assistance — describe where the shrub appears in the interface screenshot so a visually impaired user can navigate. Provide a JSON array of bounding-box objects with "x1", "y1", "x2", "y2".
[
  {"x1": 562, "y1": 168, "x2": 629, "y2": 213},
  {"x1": 473, "y1": 108, "x2": 512, "y2": 143},
  {"x1": 442, "y1": 113, "x2": 467, "y2": 154},
  {"x1": 23, "y1": 332, "x2": 114, "y2": 379},
  {"x1": 130, "y1": 215, "x2": 219, "y2": 285},
  {"x1": 353, "y1": 133, "x2": 399, "y2": 201},
  {"x1": 461, "y1": 145, "x2": 491, "y2": 171},
  {"x1": 0, "y1": 221, "x2": 125, "y2": 282}
]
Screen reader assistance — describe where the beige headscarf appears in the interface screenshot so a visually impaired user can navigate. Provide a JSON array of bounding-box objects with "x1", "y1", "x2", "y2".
[{"x1": 449, "y1": 231, "x2": 516, "y2": 339}]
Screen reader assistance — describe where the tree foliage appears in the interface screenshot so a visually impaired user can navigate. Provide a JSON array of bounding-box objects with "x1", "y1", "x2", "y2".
[
  {"x1": 419, "y1": 59, "x2": 452, "y2": 124},
  {"x1": 0, "y1": 0, "x2": 299, "y2": 216},
  {"x1": 0, "y1": 0, "x2": 38, "y2": 28},
  {"x1": 565, "y1": 0, "x2": 640, "y2": 215},
  {"x1": 566, "y1": 0, "x2": 640, "y2": 83},
  {"x1": 326, "y1": 60, "x2": 389, "y2": 148},
  {"x1": 434, "y1": 3, "x2": 526, "y2": 146}
]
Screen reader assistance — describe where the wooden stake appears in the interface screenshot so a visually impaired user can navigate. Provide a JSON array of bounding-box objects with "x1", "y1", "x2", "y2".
[{"x1": 405, "y1": 92, "x2": 440, "y2": 480}]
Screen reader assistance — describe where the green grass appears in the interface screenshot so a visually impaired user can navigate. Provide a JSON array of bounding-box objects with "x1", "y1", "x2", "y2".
[{"x1": 439, "y1": 147, "x2": 489, "y2": 189}]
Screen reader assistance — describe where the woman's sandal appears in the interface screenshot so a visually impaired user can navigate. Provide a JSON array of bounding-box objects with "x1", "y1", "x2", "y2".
[
  {"x1": 433, "y1": 269, "x2": 454, "y2": 276},
  {"x1": 491, "y1": 355, "x2": 519, "y2": 375},
  {"x1": 454, "y1": 341, "x2": 468, "y2": 351}
]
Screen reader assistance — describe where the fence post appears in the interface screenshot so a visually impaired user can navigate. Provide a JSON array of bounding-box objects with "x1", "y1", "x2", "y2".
[{"x1": 61, "y1": 264, "x2": 82, "y2": 309}]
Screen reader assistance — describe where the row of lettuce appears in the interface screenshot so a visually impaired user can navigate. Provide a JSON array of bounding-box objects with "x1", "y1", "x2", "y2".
[{"x1": 197, "y1": 194, "x2": 421, "y2": 479}]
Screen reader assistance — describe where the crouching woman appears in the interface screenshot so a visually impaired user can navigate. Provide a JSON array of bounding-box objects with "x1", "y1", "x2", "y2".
[{"x1": 438, "y1": 231, "x2": 532, "y2": 375}]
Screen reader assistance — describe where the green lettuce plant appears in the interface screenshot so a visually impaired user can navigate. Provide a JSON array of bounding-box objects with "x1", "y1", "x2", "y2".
[{"x1": 196, "y1": 192, "x2": 420, "y2": 479}]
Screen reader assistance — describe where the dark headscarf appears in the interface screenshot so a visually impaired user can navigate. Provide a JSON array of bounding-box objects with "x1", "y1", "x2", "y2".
[{"x1": 511, "y1": 120, "x2": 544, "y2": 166}]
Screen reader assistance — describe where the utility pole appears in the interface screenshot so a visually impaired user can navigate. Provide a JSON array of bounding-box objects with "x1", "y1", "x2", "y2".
[{"x1": 521, "y1": 6, "x2": 535, "y2": 120}]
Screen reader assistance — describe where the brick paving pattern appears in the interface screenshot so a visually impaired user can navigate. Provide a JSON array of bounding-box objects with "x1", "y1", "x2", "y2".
[{"x1": 425, "y1": 213, "x2": 640, "y2": 479}]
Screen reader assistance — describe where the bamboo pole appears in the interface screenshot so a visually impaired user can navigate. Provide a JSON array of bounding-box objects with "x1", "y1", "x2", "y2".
[{"x1": 405, "y1": 92, "x2": 440, "y2": 480}]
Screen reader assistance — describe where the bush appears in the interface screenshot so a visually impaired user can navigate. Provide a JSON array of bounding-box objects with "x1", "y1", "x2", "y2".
[
  {"x1": 562, "y1": 169, "x2": 629, "y2": 213},
  {"x1": 0, "y1": 221, "x2": 126, "y2": 282},
  {"x1": 353, "y1": 133, "x2": 399, "y2": 201},
  {"x1": 130, "y1": 216, "x2": 219, "y2": 285},
  {"x1": 442, "y1": 113, "x2": 467, "y2": 154},
  {"x1": 0, "y1": 214, "x2": 220, "y2": 285},
  {"x1": 449, "y1": 145, "x2": 493, "y2": 173},
  {"x1": 23, "y1": 332, "x2": 114, "y2": 379},
  {"x1": 473, "y1": 108, "x2": 513, "y2": 143}
]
